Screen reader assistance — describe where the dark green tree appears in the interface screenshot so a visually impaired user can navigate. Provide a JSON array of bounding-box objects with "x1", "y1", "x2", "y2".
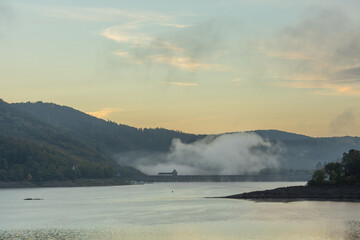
[
  {"x1": 308, "y1": 149, "x2": 360, "y2": 186},
  {"x1": 308, "y1": 169, "x2": 327, "y2": 185},
  {"x1": 324, "y1": 162, "x2": 343, "y2": 184}
]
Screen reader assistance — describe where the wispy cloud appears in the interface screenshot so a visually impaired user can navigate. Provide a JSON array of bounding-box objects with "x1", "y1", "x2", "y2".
[
  {"x1": 168, "y1": 82, "x2": 198, "y2": 87},
  {"x1": 261, "y1": 51, "x2": 314, "y2": 61},
  {"x1": 158, "y1": 23, "x2": 189, "y2": 28},
  {"x1": 17, "y1": 0, "x2": 198, "y2": 73},
  {"x1": 105, "y1": 17, "x2": 235, "y2": 72},
  {"x1": 22, "y1": 4, "x2": 235, "y2": 73},
  {"x1": 149, "y1": 55, "x2": 230, "y2": 72},
  {"x1": 230, "y1": 78, "x2": 242, "y2": 86},
  {"x1": 112, "y1": 49, "x2": 230, "y2": 72},
  {"x1": 260, "y1": 7, "x2": 360, "y2": 96},
  {"x1": 17, "y1": 4, "x2": 171, "y2": 23},
  {"x1": 86, "y1": 107, "x2": 124, "y2": 119},
  {"x1": 275, "y1": 80, "x2": 360, "y2": 96},
  {"x1": 102, "y1": 25, "x2": 153, "y2": 47}
]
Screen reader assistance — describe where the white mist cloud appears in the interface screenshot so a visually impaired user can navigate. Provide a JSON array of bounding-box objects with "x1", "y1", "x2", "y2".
[{"x1": 116, "y1": 132, "x2": 280, "y2": 175}]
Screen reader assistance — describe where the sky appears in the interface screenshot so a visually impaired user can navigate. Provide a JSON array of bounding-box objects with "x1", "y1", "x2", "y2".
[{"x1": 1, "y1": 0, "x2": 360, "y2": 137}]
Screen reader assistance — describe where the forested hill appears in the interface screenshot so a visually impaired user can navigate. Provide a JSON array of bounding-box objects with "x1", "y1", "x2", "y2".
[
  {"x1": 258, "y1": 134, "x2": 360, "y2": 170},
  {"x1": 13, "y1": 101, "x2": 203, "y2": 153},
  {"x1": 252, "y1": 130, "x2": 311, "y2": 141},
  {"x1": 6, "y1": 100, "x2": 360, "y2": 173},
  {"x1": 251, "y1": 130, "x2": 360, "y2": 170},
  {"x1": 0, "y1": 99, "x2": 144, "y2": 181}
]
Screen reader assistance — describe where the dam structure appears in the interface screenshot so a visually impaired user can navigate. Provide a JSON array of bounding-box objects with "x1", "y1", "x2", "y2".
[{"x1": 148, "y1": 170, "x2": 312, "y2": 182}]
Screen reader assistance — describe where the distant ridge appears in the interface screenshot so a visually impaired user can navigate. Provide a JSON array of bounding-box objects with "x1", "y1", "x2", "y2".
[
  {"x1": 8, "y1": 99, "x2": 360, "y2": 172},
  {"x1": 14, "y1": 101, "x2": 203, "y2": 153},
  {"x1": 0, "y1": 99, "x2": 147, "y2": 181},
  {"x1": 251, "y1": 129, "x2": 311, "y2": 141}
]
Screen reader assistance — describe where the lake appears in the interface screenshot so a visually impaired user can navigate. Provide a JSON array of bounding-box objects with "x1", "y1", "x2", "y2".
[{"x1": 0, "y1": 182, "x2": 359, "y2": 239}]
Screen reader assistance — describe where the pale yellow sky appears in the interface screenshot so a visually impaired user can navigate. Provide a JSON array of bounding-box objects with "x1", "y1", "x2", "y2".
[{"x1": 1, "y1": 0, "x2": 360, "y2": 137}]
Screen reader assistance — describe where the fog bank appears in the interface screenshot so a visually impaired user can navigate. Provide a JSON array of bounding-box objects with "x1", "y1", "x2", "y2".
[{"x1": 116, "y1": 132, "x2": 281, "y2": 175}]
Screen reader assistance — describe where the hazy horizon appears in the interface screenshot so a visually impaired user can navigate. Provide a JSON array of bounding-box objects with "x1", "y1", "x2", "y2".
[{"x1": 1, "y1": 0, "x2": 360, "y2": 137}]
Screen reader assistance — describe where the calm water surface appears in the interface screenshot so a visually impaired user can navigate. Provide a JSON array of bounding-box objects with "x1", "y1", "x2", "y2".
[{"x1": 0, "y1": 182, "x2": 359, "y2": 239}]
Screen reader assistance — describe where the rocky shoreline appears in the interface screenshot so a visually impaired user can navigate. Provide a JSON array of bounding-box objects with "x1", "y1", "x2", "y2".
[{"x1": 225, "y1": 185, "x2": 360, "y2": 202}]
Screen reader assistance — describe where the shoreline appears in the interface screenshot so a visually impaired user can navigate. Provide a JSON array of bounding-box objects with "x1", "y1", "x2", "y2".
[
  {"x1": 224, "y1": 185, "x2": 360, "y2": 202},
  {"x1": 0, "y1": 179, "x2": 128, "y2": 188}
]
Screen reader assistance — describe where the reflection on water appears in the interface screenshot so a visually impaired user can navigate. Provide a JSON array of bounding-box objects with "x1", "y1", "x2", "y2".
[
  {"x1": 0, "y1": 229, "x2": 111, "y2": 240},
  {"x1": 344, "y1": 221, "x2": 360, "y2": 240},
  {"x1": 1, "y1": 221, "x2": 360, "y2": 240},
  {"x1": 0, "y1": 182, "x2": 359, "y2": 240}
]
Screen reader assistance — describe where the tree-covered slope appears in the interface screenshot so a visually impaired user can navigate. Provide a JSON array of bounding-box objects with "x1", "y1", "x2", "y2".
[
  {"x1": 14, "y1": 101, "x2": 203, "y2": 153},
  {"x1": 10, "y1": 100, "x2": 360, "y2": 172},
  {"x1": 0, "y1": 99, "x2": 144, "y2": 181},
  {"x1": 267, "y1": 136, "x2": 360, "y2": 170},
  {"x1": 0, "y1": 134, "x2": 114, "y2": 181},
  {"x1": 252, "y1": 129, "x2": 311, "y2": 141},
  {"x1": 1, "y1": 99, "x2": 108, "y2": 163}
]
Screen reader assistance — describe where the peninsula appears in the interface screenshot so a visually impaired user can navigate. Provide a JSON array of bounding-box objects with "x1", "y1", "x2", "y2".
[
  {"x1": 225, "y1": 185, "x2": 360, "y2": 202},
  {"x1": 225, "y1": 149, "x2": 360, "y2": 202}
]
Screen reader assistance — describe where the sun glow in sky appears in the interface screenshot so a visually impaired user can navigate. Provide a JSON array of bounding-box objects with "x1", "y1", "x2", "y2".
[{"x1": 1, "y1": 0, "x2": 360, "y2": 137}]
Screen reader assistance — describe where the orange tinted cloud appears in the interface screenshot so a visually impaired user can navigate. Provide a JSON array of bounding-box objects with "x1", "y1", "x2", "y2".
[{"x1": 86, "y1": 108, "x2": 124, "y2": 119}]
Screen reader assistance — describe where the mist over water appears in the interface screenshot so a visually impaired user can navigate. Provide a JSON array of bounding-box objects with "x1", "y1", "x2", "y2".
[{"x1": 116, "y1": 133, "x2": 281, "y2": 175}]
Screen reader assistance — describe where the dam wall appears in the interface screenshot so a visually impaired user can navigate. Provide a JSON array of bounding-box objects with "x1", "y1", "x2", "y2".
[{"x1": 148, "y1": 174, "x2": 312, "y2": 182}]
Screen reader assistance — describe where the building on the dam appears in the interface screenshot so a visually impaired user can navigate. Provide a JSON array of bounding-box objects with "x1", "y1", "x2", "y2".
[
  {"x1": 150, "y1": 169, "x2": 313, "y2": 182},
  {"x1": 158, "y1": 169, "x2": 177, "y2": 177}
]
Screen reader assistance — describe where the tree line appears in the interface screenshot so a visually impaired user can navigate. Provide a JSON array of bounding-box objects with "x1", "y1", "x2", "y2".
[
  {"x1": 308, "y1": 149, "x2": 360, "y2": 186},
  {"x1": 0, "y1": 134, "x2": 114, "y2": 181}
]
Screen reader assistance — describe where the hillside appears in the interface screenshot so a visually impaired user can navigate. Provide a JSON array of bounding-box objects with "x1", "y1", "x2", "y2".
[
  {"x1": 14, "y1": 101, "x2": 203, "y2": 153},
  {"x1": 0, "y1": 134, "x2": 112, "y2": 181},
  {"x1": 0, "y1": 99, "x2": 144, "y2": 181},
  {"x1": 8, "y1": 100, "x2": 360, "y2": 173},
  {"x1": 245, "y1": 130, "x2": 360, "y2": 169},
  {"x1": 252, "y1": 129, "x2": 311, "y2": 141},
  {"x1": 269, "y1": 136, "x2": 360, "y2": 170}
]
